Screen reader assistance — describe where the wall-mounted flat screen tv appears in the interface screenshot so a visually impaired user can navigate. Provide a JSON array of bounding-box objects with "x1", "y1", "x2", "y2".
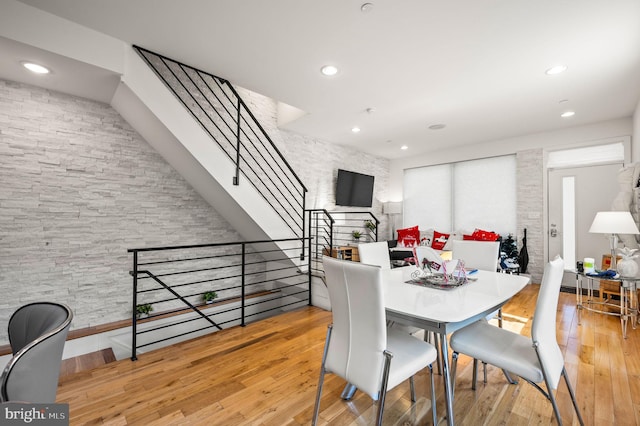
[{"x1": 335, "y1": 169, "x2": 375, "y2": 207}]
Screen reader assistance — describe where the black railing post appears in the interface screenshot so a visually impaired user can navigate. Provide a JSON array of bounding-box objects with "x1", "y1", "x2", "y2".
[
  {"x1": 131, "y1": 250, "x2": 138, "y2": 361},
  {"x1": 308, "y1": 235, "x2": 312, "y2": 306},
  {"x1": 241, "y1": 243, "x2": 246, "y2": 326},
  {"x1": 233, "y1": 99, "x2": 241, "y2": 186},
  {"x1": 300, "y1": 192, "x2": 306, "y2": 260}
]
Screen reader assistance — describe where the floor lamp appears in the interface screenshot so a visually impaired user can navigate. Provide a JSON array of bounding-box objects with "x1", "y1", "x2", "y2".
[
  {"x1": 383, "y1": 201, "x2": 402, "y2": 240},
  {"x1": 588, "y1": 211, "x2": 640, "y2": 271}
]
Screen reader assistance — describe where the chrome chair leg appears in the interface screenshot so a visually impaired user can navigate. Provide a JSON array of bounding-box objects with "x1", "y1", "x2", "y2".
[
  {"x1": 312, "y1": 325, "x2": 333, "y2": 425},
  {"x1": 451, "y1": 352, "x2": 459, "y2": 397},
  {"x1": 563, "y1": 367, "x2": 585, "y2": 426},
  {"x1": 430, "y1": 364, "x2": 437, "y2": 426},
  {"x1": 472, "y1": 358, "x2": 478, "y2": 390},
  {"x1": 409, "y1": 376, "x2": 416, "y2": 402},
  {"x1": 376, "y1": 350, "x2": 393, "y2": 426},
  {"x1": 502, "y1": 369, "x2": 518, "y2": 384}
]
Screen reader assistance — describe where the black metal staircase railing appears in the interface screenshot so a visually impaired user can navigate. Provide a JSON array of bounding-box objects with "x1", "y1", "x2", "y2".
[
  {"x1": 129, "y1": 237, "x2": 311, "y2": 360},
  {"x1": 134, "y1": 46, "x2": 307, "y2": 255},
  {"x1": 307, "y1": 209, "x2": 380, "y2": 276}
]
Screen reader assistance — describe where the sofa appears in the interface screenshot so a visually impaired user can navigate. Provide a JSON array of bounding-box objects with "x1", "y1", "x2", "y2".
[{"x1": 388, "y1": 226, "x2": 503, "y2": 264}]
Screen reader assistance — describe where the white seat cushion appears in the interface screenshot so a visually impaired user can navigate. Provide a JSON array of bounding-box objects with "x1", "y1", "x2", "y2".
[
  {"x1": 450, "y1": 320, "x2": 544, "y2": 384},
  {"x1": 385, "y1": 328, "x2": 438, "y2": 391}
]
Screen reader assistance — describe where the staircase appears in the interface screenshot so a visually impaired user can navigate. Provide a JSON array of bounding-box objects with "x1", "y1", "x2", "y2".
[{"x1": 111, "y1": 46, "x2": 307, "y2": 264}]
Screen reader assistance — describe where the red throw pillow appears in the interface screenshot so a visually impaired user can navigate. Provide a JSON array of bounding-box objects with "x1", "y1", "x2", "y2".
[
  {"x1": 471, "y1": 228, "x2": 500, "y2": 241},
  {"x1": 397, "y1": 226, "x2": 420, "y2": 248},
  {"x1": 431, "y1": 230, "x2": 450, "y2": 250}
]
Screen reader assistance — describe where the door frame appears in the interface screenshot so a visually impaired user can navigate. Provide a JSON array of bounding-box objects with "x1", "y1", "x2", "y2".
[{"x1": 543, "y1": 136, "x2": 631, "y2": 269}]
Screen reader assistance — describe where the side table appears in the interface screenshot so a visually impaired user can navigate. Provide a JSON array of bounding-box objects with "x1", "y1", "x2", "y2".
[{"x1": 576, "y1": 272, "x2": 639, "y2": 338}]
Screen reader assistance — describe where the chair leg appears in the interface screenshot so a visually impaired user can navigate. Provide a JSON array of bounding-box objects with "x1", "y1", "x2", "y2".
[
  {"x1": 451, "y1": 352, "x2": 458, "y2": 397},
  {"x1": 376, "y1": 350, "x2": 393, "y2": 426},
  {"x1": 430, "y1": 364, "x2": 437, "y2": 426},
  {"x1": 410, "y1": 376, "x2": 416, "y2": 402},
  {"x1": 502, "y1": 369, "x2": 518, "y2": 384},
  {"x1": 562, "y1": 367, "x2": 585, "y2": 426},
  {"x1": 472, "y1": 358, "x2": 478, "y2": 390},
  {"x1": 425, "y1": 331, "x2": 442, "y2": 375},
  {"x1": 483, "y1": 361, "x2": 488, "y2": 384},
  {"x1": 312, "y1": 325, "x2": 333, "y2": 426}
]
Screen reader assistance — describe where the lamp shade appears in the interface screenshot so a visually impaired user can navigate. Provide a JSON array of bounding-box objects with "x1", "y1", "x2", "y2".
[{"x1": 588, "y1": 211, "x2": 640, "y2": 234}]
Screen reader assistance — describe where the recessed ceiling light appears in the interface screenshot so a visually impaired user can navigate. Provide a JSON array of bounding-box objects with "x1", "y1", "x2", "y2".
[
  {"x1": 400, "y1": 145, "x2": 408, "y2": 150},
  {"x1": 320, "y1": 65, "x2": 338, "y2": 76},
  {"x1": 545, "y1": 65, "x2": 567, "y2": 75},
  {"x1": 561, "y1": 111, "x2": 575, "y2": 118},
  {"x1": 22, "y1": 62, "x2": 50, "y2": 74},
  {"x1": 429, "y1": 124, "x2": 446, "y2": 130},
  {"x1": 351, "y1": 127, "x2": 361, "y2": 133}
]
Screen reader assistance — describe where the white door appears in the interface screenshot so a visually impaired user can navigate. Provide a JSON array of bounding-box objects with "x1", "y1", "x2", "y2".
[{"x1": 548, "y1": 163, "x2": 622, "y2": 287}]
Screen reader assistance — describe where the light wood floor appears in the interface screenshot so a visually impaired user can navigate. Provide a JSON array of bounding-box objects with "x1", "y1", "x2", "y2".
[{"x1": 56, "y1": 284, "x2": 640, "y2": 425}]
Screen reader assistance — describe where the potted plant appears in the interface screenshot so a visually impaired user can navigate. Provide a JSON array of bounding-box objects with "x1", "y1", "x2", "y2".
[
  {"x1": 352, "y1": 230, "x2": 362, "y2": 241},
  {"x1": 364, "y1": 220, "x2": 376, "y2": 231},
  {"x1": 202, "y1": 291, "x2": 218, "y2": 304},
  {"x1": 136, "y1": 303, "x2": 153, "y2": 318}
]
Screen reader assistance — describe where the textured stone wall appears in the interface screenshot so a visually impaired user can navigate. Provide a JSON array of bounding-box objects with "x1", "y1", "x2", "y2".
[
  {"x1": 0, "y1": 78, "x2": 391, "y2": 343},
  {"x1": 516, "y1": 149, "x2": 544, "y2": 282},
  {"x1": 0, "y1": 79, "x2": 244, "y2": 339}
]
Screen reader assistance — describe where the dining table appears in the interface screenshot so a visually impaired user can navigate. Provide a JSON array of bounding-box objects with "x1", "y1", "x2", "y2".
[{"x1": 348, "y1": 266, "x2": 531, "y2": 425}]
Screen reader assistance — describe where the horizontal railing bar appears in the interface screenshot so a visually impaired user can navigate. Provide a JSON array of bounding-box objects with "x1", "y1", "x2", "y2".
[
  {"x1": 129, "y1": 237, "x2": 309, "y2": 253},
  {"x1": 137, "y1": 252, "x2": 241, "y2": 266}
]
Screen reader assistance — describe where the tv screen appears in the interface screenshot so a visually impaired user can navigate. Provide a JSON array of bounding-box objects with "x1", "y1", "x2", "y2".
[{"x1": 335, "y1": 169, "x2": 375, "y2": 207}]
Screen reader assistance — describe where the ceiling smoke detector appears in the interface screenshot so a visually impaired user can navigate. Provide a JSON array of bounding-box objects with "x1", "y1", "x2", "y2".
[{"x1": 361, "y1": 3, "x2": 374, "y2": 13}]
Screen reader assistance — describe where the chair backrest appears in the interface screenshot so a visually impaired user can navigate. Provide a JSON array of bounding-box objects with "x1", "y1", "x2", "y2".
[
  {"x1": 531, "y1": 256, "x2": 565, "y2": 389},
  {"x1": 451, "y1": 240, "x2": 500, "y2": 271},
  {"x1": 358, "y1": 241, "x2": 391, "y2": 270},
  {"x1": 1, "y1": 302, "x2": 73, "y2": 402},
  {"x1": 322, "y1": 257, "x2": 387, "y2": 399}
]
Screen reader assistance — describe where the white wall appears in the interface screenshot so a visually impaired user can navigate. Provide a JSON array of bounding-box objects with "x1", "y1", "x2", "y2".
[
  {"x1": 634, "y1": 97, "x2": 640, "y2": 162},
  {"x1": 389, "y1": 118, "x2": 633, "y2": 199},
  {"x1": 389, "y1": 118, "x2": 633, "y2": 283}
]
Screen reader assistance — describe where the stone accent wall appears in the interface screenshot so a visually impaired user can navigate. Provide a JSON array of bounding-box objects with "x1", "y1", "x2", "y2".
[
  {"x1": 517, "y1": 149, "x2": 544, "y2": 283},
  {"x1": 0, "y1": 78, "x2": 391, "y2": 344},
  {"x1": 0, "y1": 79, "x2": 243, "y2": 340}
]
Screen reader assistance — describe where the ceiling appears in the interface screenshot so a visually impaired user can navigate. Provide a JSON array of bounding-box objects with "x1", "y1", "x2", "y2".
[{"x1": 6, "y1": 0, "x2": 640, "y2": 159}]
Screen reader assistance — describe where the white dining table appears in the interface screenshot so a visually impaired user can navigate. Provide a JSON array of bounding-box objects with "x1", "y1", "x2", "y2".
[{"x1": 380, "y1": 266, "x2": 530, "y2": 425}]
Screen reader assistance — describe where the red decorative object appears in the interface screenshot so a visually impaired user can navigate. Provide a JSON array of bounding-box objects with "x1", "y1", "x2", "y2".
[
  {"x1": 464, "y1": 228, "x2": 500, "y2": 241},
  {"x1": 397, "y1": 225, "x2": 420, "y2": 247},
  {"x1": 431, "y1": 230, "x2": 450, "y2": 250}
]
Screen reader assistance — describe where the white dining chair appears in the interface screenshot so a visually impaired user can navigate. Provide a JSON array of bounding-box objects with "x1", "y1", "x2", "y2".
[
  {"x1": 450, "y1": 240, "x2": 500, "y2": 272},
  {"x1": 313, "y1": 257, "x2": 438, "y2": 426},
  {"x1": 451, "y1": 239, "x2": 507, "y2": 382},
  {"x1": 450, "y1": 256, "x2": 584, "y2": 426},
  {"x1": 357, "y1": 241, "x2": 392, "y2": 269}
]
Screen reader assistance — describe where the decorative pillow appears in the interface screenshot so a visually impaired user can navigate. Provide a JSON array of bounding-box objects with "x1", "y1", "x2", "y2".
[
  {"x1": 468, "y1": 228, "x2": 500, "y2": 241},
  {"x1": 420, "y1": 228, "x2": 434, "y2": 246},
  {"x1": 397, "y1": 225, "x2": 420, "y2": 248},
  {"x1": 431, "y1": 230, "x2": 450, "y2": 250}
]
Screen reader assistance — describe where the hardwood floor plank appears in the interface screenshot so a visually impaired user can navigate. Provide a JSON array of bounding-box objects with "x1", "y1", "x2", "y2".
[{"x1": 54, "y1": 284, "x2": 640, "y2": 425}]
